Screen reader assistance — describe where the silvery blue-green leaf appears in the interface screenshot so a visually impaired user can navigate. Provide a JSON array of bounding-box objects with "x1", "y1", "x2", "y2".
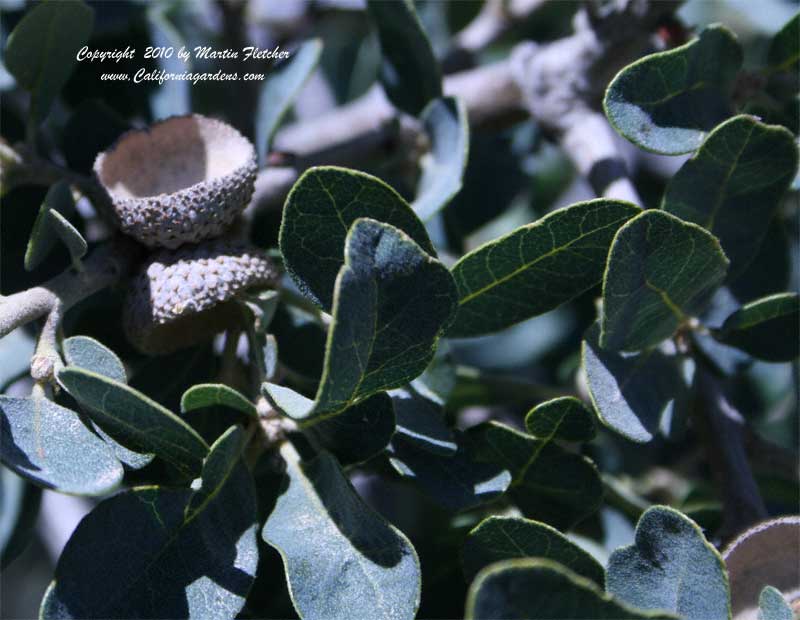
[
  {"x1": 462, "y1": 516, "x2": 606, "y2": 585},
  {"x1": 662, "y1": 116, "x2": 798, "y2": 278},
  {"x1": 62, "y1": 336, "x2": 154, "y2": 470},
  {"x1": 262, "y1": 444, "x2": 420, "y2": 620},
  {"x1": 255, "y1": 38, "x2": 323, "y2": 164},
  {"x1": 758, "y1": 586, "x2": 793, "y2": 620},
  {"x1": 58, "y1": 367, "x2": 209, "y2": 478},
  {"x1": 63, "y1": 336, "x2": 126, "y2": 384},
  {"x1": 412, "y1": 97, "x2": 469, "y2": 221},
  {"x1": 469, "y1": 421, "x2": 602, "y2": 530},
  {"x1": 448, "y1": 199, "x2": 640, "y2": 337},
  {"x1": 466, "y1": 558, "x2": 676, "y2": 620},
  {"x1": 266, "y1": 218, "x2": 457, "y2": 421},
  {"x1": 307, "y1": 392, "x2": 396, "y2": 466},
  {"x1": 185, "y1": 425, "x2": 246, "y2": 519},
  {"x1": 582, "y1": 323, "x2": 689, "y2": 443},
  {"x1": 147, "y1": 6, "x2": 190, "y2": 119},
  {"x1": 181, "y1": 384, "x2": 258, "y2": 419},
  {"x1": 4, "y1": 0, "x2": 94, "y2": 123},
  {"x1": 0, "y1": 395, "x2": 122, "y2": 495},
  {"x1": 524, "y1": 396, "x2": 596, "y2": 442},
  {"x1": 388, "y1": 431, "x2": 511, "y2": 513},
  {"x1": 40, "y1": 431, "x2": 258, "y2": 619},
  {"x1": 367, "y1": 0, "x2": 442, "y2": 116},
  {"x1": 767, "y1": 12, "x2": 799, "y2": 71},
  {"x1": 49, "y1": 210, "x2": 87, "y2": 266},
  {"x1": 280, "y1": 166, "x2": 435, "y2": 311},
  {"x1": 608, "y1": 506, "x2": 730, "y2": 620},
  {"x1": 713, "y1": 292, "x2": 799, "y2": 362},
  {"x1": 390, "y1": 388, "x2": 455, "y2": 455},
  {"x1": 25, "y1": 181, "x2": 82, "y2": 271},
  {"x1": 601, "y1": 210, "x2": 729, "y2": 352},
  {"x1": 723, "y1": 516, "x2": 800, "y2": 620},
  {"x1": 0, "y1": 329, "x2": 35, "y2": 391},
  {"x1": 0, "y1": 465, "x2": 41, "y2": 567},
  {"x1": 604, "y1": 25, "x2": 742, "y2": 154}
]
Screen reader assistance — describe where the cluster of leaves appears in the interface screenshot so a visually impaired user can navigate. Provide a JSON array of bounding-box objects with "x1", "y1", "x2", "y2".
[{"x1": 1, "y1": 1, "x2": 798, "y2": 620}]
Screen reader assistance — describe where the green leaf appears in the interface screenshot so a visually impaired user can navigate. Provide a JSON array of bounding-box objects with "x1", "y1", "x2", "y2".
[
  {"x1": 388, "y1": 431, "x2": 511, "y2": 513},
  {"x1": 0, "y1": 395, "x2": 122, "y2": 495},
  {"x1": 470, "y1": 422, "x2": 602, "y2": 530},
  {"x1": 723, "y1": 516, "x2": 800, "y2": 620},
  {"x1": 604, "y1": 25, "x2": 742, "y2": 155},
  {"x1": 266, "y1": 218, "x2": 457, "y2": 421},
  {"x1": 582, "y1": 323, "x2": 689, "y2": 443},
  {"x1": 40, "y1": 431, "x2": 258, "y2": 619},
  {"x1": 390, "y1": 388, "x2": 456, "y2": 456},
  {"x1": 767, "y1": 12, "x2": 799, "y2": 72},
  {"x1": 62, "y1": 336, "x2": 154, "y2": 470},
  {"x1": 466, "y1": 558, "x2": 676, "y2": 620},
  {"x1": 367, "y1": 0, "x2": 442, "y2": 116},
  {"x1": 662, "y1": 115, "x2": 798, "y2": 278},
  {"x1": 262, "y1": 444, "x2": 420, "y2": 620},
  {"x1": 758, "y1": 586, "x2": 793, "y2": 620},
  {"x1": 448, "y1": 199, "x2": 640, "y2": 337},
  {"x1": 412, "y1": 96, "x2": 469, "y2": 221},
  {"x1": 462, "y1": 516, "x2": 606, "y2": 585},
  {"x1": 57, "y1": 367, "x2": 209, "y2": 478},
  {"x1": 601, "y1": 210, "x2": 729, "y2": 352},
  {"x1": 185, "y1": 425, "x2": 246, "y2": 519},
  {"x1": 0, "y1": 465, "x2": 41, "y2": 568},
  {"x1": 25, "y1": 181, "x2": 85, "y2": 271},
  {"x1": 713, "y1": 293, "x2": 799, "y2": 362},
  {"x1": 63, "y1": 336, "x2": 126, "y2": 383},
  {"x1": 524, "y1": 396, "x2": 596, "y2": 442},
  {"x1": 307, "y1": 392, "x2": 396, "y2": 466},
  {"x1": 50, "y1": 210, "x2": 86, "y2": 264},
  {"x1": 4, "y1": 0, "x2": 94, "y2": 123},
  {"x1": 607, "y1": 506, "x2": 730, "y2": 620},
  {"x1": 280, "y1": 166, "x2": 435, "y2": 310},
  {"x1": 255, "y1": 38, "x2": 323, "y2": 165},
  {"x1": 181, "y1": 384, "x2": 258, "y2": 419}
]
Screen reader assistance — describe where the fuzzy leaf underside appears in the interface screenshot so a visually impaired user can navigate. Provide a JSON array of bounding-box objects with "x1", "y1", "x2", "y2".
[
  {"x1": 262, "y1": 446, "x2": 420, "y2": 620},
  {"x1": 607, "y1": 506, "x2": 731, "y2": 620},
  {"x1": 604, "y1": 25, "x2": 743, "y2": 154}
]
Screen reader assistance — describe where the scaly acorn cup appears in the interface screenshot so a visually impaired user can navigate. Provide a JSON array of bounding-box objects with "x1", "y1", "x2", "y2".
[
  {"x1": 94, "y1": 114, "x2": 257, "y2": 249},
  {"x1": 123, "y1": 238, "x2": 280, "y2": 354}
]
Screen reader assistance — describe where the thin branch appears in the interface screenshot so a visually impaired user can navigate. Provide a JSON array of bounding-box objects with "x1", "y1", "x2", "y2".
[
  {"x1": 510, "y1": 0, "x2": 680, "y2": 204},
  {"x1": 0, "y1": 238, "x2": 141, "y2": 380},
  {"x1": 244, "y1": 57, "x2": 526, "y2": 217},
  {"x1": 691, "y1": 364, "x2": 768, "y2": 544},
  {"x1": 451, "y1": 0, "x2": 548, "y2": 56}
]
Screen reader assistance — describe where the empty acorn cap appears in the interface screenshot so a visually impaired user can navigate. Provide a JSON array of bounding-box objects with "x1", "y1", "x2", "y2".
[
  {"x1": 123, "y1": 238, "x2": 280, "y2": 354},
  {"x1": 94, "y1": 114, "x2": 257, "y2": 249}
]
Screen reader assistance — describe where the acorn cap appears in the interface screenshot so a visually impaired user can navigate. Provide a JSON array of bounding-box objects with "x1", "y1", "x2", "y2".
[
  {"x1": 94, "y1": 115, "x2": 257, "y2": 249},
  {"x1": 123, "y1": 238, "x2": 280, "y2": 354}
]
